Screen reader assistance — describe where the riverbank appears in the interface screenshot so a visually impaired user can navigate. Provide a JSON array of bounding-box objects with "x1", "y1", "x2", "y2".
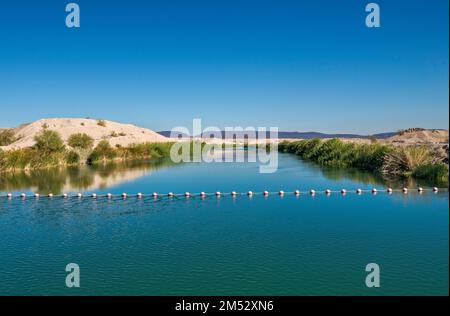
[
  {"x1": 0, "y1": 129, "x2": 175, "y2": 172},
  {"x1": 279, "y1": 138, "x2": 448, "y2": 186}
]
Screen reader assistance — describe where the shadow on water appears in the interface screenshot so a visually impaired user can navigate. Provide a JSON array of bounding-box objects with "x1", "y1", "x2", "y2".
[
  {"x1": 291, "y1": 155, "x2": 447, "y2": 188},
  {"x1": 321, "y1": 167, "x2": 447, "y2": 188},
  {"x1": 0, "y1": 158, "x2": 177, "y2": 194}
]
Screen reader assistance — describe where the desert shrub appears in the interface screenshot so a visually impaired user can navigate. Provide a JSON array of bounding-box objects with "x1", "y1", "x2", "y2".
[
  {"x1": 65, "y1": 151, "x2": 80, "y2": 165},
  {"x1": 67, "y1": 133, "x2": 94, "y2": 164},
  {"x1": 352, "y1": 143, "x2": 391, "y2": 171},
  {"x1": 68, "y1": 133, "x2": 94, "y2": 150},
  {"x1": 396, "y1": 128, "x2": 425, "y2": 136},
  {"x1": 120, "y1": 142, "x2": 174, "y2": 160},
  {"x1": 88, "y1": 140, "x2": 116, "y2": 163},
  {"x1": 0, "y1": 129, "x2": 16, "y2": 146},
  {"x1": 33, "y1": 129, "x2": 65, "y2": 153},
  {"x1": 381, "y1": 146, "x2": 432, "y2": 177},
  {"x1": 0, "y1": 147, "x2": 68, "y2": 171},
  {"x1": 0, "y1": 148, "x2": 33, "y2": 171},
  {"x1": 97, "y1": 120, "x2": 106, "y2": 127}
]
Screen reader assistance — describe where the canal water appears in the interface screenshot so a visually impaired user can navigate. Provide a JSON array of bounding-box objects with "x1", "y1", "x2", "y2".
[{"x1": 0, "y1": 152, "x2": 448, "y2": 295}]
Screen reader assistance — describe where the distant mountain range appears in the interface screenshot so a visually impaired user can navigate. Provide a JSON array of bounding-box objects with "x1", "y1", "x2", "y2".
[{"x1": 157, "y1": 131, "x2": 397, "y2": 139}]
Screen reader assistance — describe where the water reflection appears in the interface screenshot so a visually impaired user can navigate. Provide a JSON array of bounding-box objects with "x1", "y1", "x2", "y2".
[
  {"x1": 0, "y1": 152, "x2": 446, "y2": 195},
  {"x1": 0, "y1": 158, "x2": 176, "y2": 194},
  {"x1": 320, "y1": 166, "x2": 446, "y2": 188},
  {"x1": 291, "y1": 155, "x2": 446, "y2": 188}
]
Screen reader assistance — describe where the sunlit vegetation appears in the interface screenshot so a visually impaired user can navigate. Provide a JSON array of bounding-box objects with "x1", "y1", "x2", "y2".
[
  {"x1": 0, "y1": 128, "x2": 175, "y2": 172},
  {"x1": 0, "y1": 129, "x2": 17, "y2": 146},
  {"x1": 279, "y1": 138, "x2": 448, "y2": 184}
]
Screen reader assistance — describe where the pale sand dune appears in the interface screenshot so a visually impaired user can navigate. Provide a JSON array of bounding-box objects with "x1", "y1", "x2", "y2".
[
  {"x1": 386, "y1": 129, "x2": 448, "y2": 144},
  {"x1": 2, "y1": 118, "x2": 169, "y2": 150}
]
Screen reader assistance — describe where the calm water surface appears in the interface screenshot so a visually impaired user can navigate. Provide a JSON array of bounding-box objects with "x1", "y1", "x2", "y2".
[{"x1": 0, "y1": 152, "x2": 448, "y2": 295}]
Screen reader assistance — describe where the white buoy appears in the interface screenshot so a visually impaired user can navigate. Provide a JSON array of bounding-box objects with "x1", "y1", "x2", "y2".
[
  {"x1": 34, "y1": 193, "x2": 40, "y2": 198},
  {"x1": 403, "y1": 188, "x2": 408, "y2": 194},
  {"x1": 279, "y1": 190, "x2": 285, "y2": 196},
  {"x1": 309, "y1": 189, "x2": 315, "y2": 195},
  {"x1": 48, "y1": 193, "x2": 53, "y2": 198},
  {"x1": 433, "y1": 187, "x2": 439, "y2": 193},
  {"x1": 168, "y1": 192, "x2": 174, "y2": 197},
  {"x1": 122, "y1": 193, "x2": 127, "y2": 199},
  {"x1": 184, "y1": 192, "x2": 190, "y2": 197},
  {"x1": 387, "y1": 188, "x2": 393, "y2": 194},
  {"x1": 92, "y1": 193, "x2": 97, "y2": 198},
  {"x1": 152, "y1": 192, "x2": 158, "y2": 198},
  {"x1": 21, "y1": 193, "x2": 26, "y2": 198},
  {"x1": 372, "y1": 188, "x2": 377, "y2": 194},
  {"x1": 77, "y1": 193, "x2": 82, "y2": 198},
  {"x1": 231, "y1": 191, "x2": 237, "y2": 197},
  {"x1": 107, "y1": 193, "x2": 112, "y2": 199},
  {"x1": 294, "y1": 190, "x2": 300, "y2": 195},
  {"x1": 341, "y1": 189, "x2": 347, "y2": 195},
  {"x1": 215, "y1": 191, "x2": 221, "y2": 197},
  {"x1": 200, "y1": 192, "x2": 206, "y2": 198},
  {"x1": 7, "y1": 193, "x2": 12, "y2": 198},
  {"x1": 137, "y1": 193, "x2": 143, "y2": 198},
  {"x1": 356, "y1": 189, "x2": 362, "y2": 194},
  {"x1": 263, "y1": 191, "x2": 269, "y2": 196},
  {"x1": 325, "y1": 189, "x2": 331, "y2": 195},
  {"x1": 247, "y1": 191, "x2": 253, "y2": 196},
  {"x1": 417, "y1": 187, "x2": 423, "y2": 193}
]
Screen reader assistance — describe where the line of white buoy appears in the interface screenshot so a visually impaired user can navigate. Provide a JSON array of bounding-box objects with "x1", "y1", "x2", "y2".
[{"x1": 1, "y1": 187, "x2": 445, "y2": 199}]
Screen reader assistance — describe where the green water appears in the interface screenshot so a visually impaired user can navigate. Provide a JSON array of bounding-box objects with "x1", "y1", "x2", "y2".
[{"x1": 0, "y1": 153, "x2": 448, "y2": 295}]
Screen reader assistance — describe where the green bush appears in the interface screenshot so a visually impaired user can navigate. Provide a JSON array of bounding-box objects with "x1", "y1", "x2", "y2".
[
  {"x1": 413, "y1": 163, "x2": 448, "y2": 183},
  {"x1": 33, "y1": 129, "x2": 65, "y2": 153},
  {"x1": 68, "y1": 133, "x2": 94, "y2": 150},
  {"x1": 0, "y1": 129, "x2": 16, "y2": 146},
  {"x1": 381, "y1": 146, "x2": 432, "y2": 177},
  {"x1": 65, "y1": 151, "x2": 80, "y2": 164},
  {"x1": 88, "y1": 140, "x2": 116, "y2": 163},
  {"x1": 118, "y1": 142, "x2": 174, "y2": 160}
]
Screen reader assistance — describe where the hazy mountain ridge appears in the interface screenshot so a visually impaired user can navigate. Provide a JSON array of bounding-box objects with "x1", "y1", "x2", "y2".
[{"x1": 157, "y1": 130, "x2": 397, "y2": 139}]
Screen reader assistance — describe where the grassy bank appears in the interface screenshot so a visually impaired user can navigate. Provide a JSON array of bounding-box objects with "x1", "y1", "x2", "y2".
[
  {"x1": 279, "y1": 138, "x2": 448, "y2": 185},
  {"x1": 0, "y1": 129, "x2": 175, "y2": 172}
]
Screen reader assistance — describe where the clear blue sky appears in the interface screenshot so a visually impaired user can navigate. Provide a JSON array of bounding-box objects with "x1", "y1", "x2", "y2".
[{"x1": 0, "y1": 0, "x2": 448, "y2": 134}]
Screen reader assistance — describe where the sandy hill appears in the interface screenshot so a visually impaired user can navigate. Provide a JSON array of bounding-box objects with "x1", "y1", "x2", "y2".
[
  {"x1": 386, "y1": 128, "x2": 448, "y2": 144},
  {"x1": 2, "y1": 118, "x2": 169, "y2": 150}
]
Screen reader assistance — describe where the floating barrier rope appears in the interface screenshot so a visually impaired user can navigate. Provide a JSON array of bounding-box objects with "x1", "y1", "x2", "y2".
[{"x1": 1, "y1": 187, "x2": 447, "y2": 199}]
